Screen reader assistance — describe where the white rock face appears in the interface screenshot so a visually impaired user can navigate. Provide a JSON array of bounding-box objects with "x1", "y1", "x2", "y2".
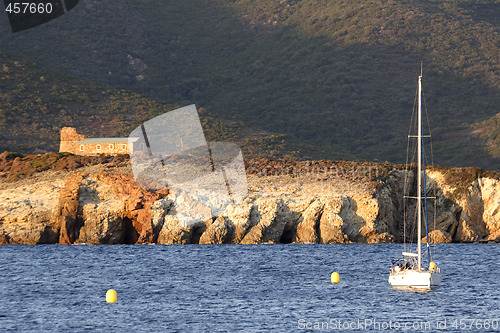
[
  {"x1": 71, "y1": 175, "x2": 126, "y2": 244},
  {"x1": 428, "y1": 170, "x2": 500, "y2": 242},
  {"x1": 0, "y1": 165, "x2": 499, "y2": 244},
  {"x1": 0, "y1": 174, "x2": 63, "y2": 244},
  {"x1": 479, "y1": 178, "x2": 500, "y2": 240}
]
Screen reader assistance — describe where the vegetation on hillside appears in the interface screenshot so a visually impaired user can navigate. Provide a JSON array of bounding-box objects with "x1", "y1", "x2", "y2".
[
  {"x1": 0, "y1": 0, "x2": 498, "y2": 168},
  {"x1": 473, "y1": 112, "x2": 500, "y2": 158},
  {"x1": 0, "y1": 52, "x2": 290, "y2": 158},
  {"x1": 0, "y1": 151, "x2": 122, "y2": 181},
  {"x1": 0, "y1": 51, "x2": 179, "y2": 153}
]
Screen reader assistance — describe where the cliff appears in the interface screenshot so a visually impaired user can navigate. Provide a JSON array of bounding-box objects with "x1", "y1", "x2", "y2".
[{"x1": 0, "y1": 154, "x2": 499, "y2": 245}]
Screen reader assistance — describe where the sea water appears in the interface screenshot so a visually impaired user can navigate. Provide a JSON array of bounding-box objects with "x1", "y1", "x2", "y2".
[{"x1": 0, "y1": 244, "x2": 499, "y2": 332}]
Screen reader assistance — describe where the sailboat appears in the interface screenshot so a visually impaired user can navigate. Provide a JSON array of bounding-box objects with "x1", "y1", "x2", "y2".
[{"x1": 388, "y1": 66, "x2": 441, "y2": 289}]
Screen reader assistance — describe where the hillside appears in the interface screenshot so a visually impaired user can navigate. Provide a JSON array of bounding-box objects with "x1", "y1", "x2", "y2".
[
  {"x1": 474, "y1": 112, "x2": 500, "y2": 158},
  {"x1": 0, "y1": 51, "x2": 299, "y2": 159},
  {"x1": 0, "y1": 0, "x2": 498, "y2": 168},
  {"x1": 0, "y1": 50, "x2": 178, "y2": 153}
]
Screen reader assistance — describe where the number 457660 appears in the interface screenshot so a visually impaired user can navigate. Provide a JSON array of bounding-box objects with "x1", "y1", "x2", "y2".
[
  {"x1": 5, "y1": 2, "x2": 53, "y2": 14},
  {"x1": 451, "y1": 319, "x2": 498, "y2": 330}
]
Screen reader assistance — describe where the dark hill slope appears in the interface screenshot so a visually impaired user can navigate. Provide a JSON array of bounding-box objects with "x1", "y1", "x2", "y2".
[
  {"x1": 0, "y1": 51, "x2": 177, "y2": 153},
  {"x1": 0, "y1": 0, "x2": 498, "y2": 168},
  {"x1": 0, "y1": 52, "x2": 293, "y2": 159}
]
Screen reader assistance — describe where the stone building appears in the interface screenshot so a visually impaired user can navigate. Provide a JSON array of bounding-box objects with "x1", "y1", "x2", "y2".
[{"x1": 59, "y1": 127, "x2": 143, "y2": 156}]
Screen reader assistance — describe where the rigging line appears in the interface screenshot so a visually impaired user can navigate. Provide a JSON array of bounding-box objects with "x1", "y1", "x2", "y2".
[
  {"x1": 404, "y1": 86, "x2": 418, "y2": 250},
  {"x1": 421, "y1": 84, "x2": 431, "y2": 264},
  {"x1": 410, "y1": 109, "x2": 419, "y2": 166},
  {"x1": 422, "y1": 91, "x2": 435, "y2": 166},
  {"x1": 423, "y1": 89, "x2": 437, "y2": 258},
  {"x1": 409, "y1": 202, "x2": 417, "y2": 249},
  {"x1": 404, "y1": 136, "x2": 411, "y2": 247},
  {"x1": 433, "y1": 188, "x2": 437, "y2": 259},
  {"x1": 423, "y1": 147, "x2": 435, "y2": 257},
  {"x1": 423, "y1": 133, "x2": 431, "y2": 264}
]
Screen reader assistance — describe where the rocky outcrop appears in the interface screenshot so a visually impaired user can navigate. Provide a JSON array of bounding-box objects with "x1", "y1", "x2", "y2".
[
  {"x1": 480, "y1": 178, "x2": 500, "y2": 240},
  {"x1": 0, "y1": 168, "x2": 168, "y2": 245},
  {"x1": 422, "y1": 230, "x2": 452, "y2": 243},
  {"x1": 199, "y1": 216, "x2": 233, "y2": 244},
  {"x1": 0, "y1": 160, "x2": 499, "y2": 244},
  {"x1": 427, "y1": 170, "x2": 500, "y2": 243},
  {"x1": 57, "y1": 172, "x2": 86, "y2": 244},
  {"x1": 240, "y1": 199, "x2": 290, "y2": 244},
  {"x1": 319, "y1": 199, "x2": 350, "y2": 244},
  {"x1": 293, "y1": 199, "x2": 323, "y2": 243},
  {"x1": 0, "y1": 172, "x2": 62, "y2": 244},
  {"x1": 157, "y1": 215, "x2": 193, "y2": 245}
]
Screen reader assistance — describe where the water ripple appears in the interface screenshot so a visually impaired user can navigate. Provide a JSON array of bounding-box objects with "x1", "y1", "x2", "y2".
[{"x1": 0, "y1": 244, "x2": 498, "y2": 332}]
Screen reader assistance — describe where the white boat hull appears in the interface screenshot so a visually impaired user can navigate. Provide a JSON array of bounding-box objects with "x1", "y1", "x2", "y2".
[{"x1": 389, "y1": 269, "x2": 441, "y2": 289}]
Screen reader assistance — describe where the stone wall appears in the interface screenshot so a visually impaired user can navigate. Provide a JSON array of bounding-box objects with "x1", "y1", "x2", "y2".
[
  {"x1": 78, "y1": 142, "x2": 133, "y2": 156},
  {"x1": 59, "y1": 127, "x2": 86, "y2": 155}
]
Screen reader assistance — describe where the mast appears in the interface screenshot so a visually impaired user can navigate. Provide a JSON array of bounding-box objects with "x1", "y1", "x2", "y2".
[{"x1": 417, "y1": 67, "x2": 422, "y2": 270}]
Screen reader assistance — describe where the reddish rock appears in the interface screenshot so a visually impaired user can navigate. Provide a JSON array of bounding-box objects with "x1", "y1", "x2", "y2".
[
  {"x1": 0, "y1": 232, "x2": 9, "y2": 245},
  {"x1": 94, "y1": 172, "x2": 168, "y2": 243},
  {"x1": 56, "y1": 173, "x2": 87, "y2": 244}
]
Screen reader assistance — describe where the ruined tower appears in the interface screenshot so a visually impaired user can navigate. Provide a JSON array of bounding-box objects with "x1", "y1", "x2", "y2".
[{"x1": 59, "y1": 127, "x2": 86, "y2": 154}]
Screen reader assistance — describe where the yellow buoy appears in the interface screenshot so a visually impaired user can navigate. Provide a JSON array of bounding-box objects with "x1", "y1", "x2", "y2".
[
  {"x1": 429, "y1": 262, "x2": 437, "y2": 271},
  {"x1": 106, "y1": 289, "x2": 117, "y2": 303},
  {"x1": 331, "y1": 272, "x2": 340, "y2": 284}
]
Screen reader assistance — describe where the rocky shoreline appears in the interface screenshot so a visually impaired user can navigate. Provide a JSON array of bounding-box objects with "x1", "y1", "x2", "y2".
[{"x1": 0, "y1": 153, "x2": 499, "y2": 245}]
